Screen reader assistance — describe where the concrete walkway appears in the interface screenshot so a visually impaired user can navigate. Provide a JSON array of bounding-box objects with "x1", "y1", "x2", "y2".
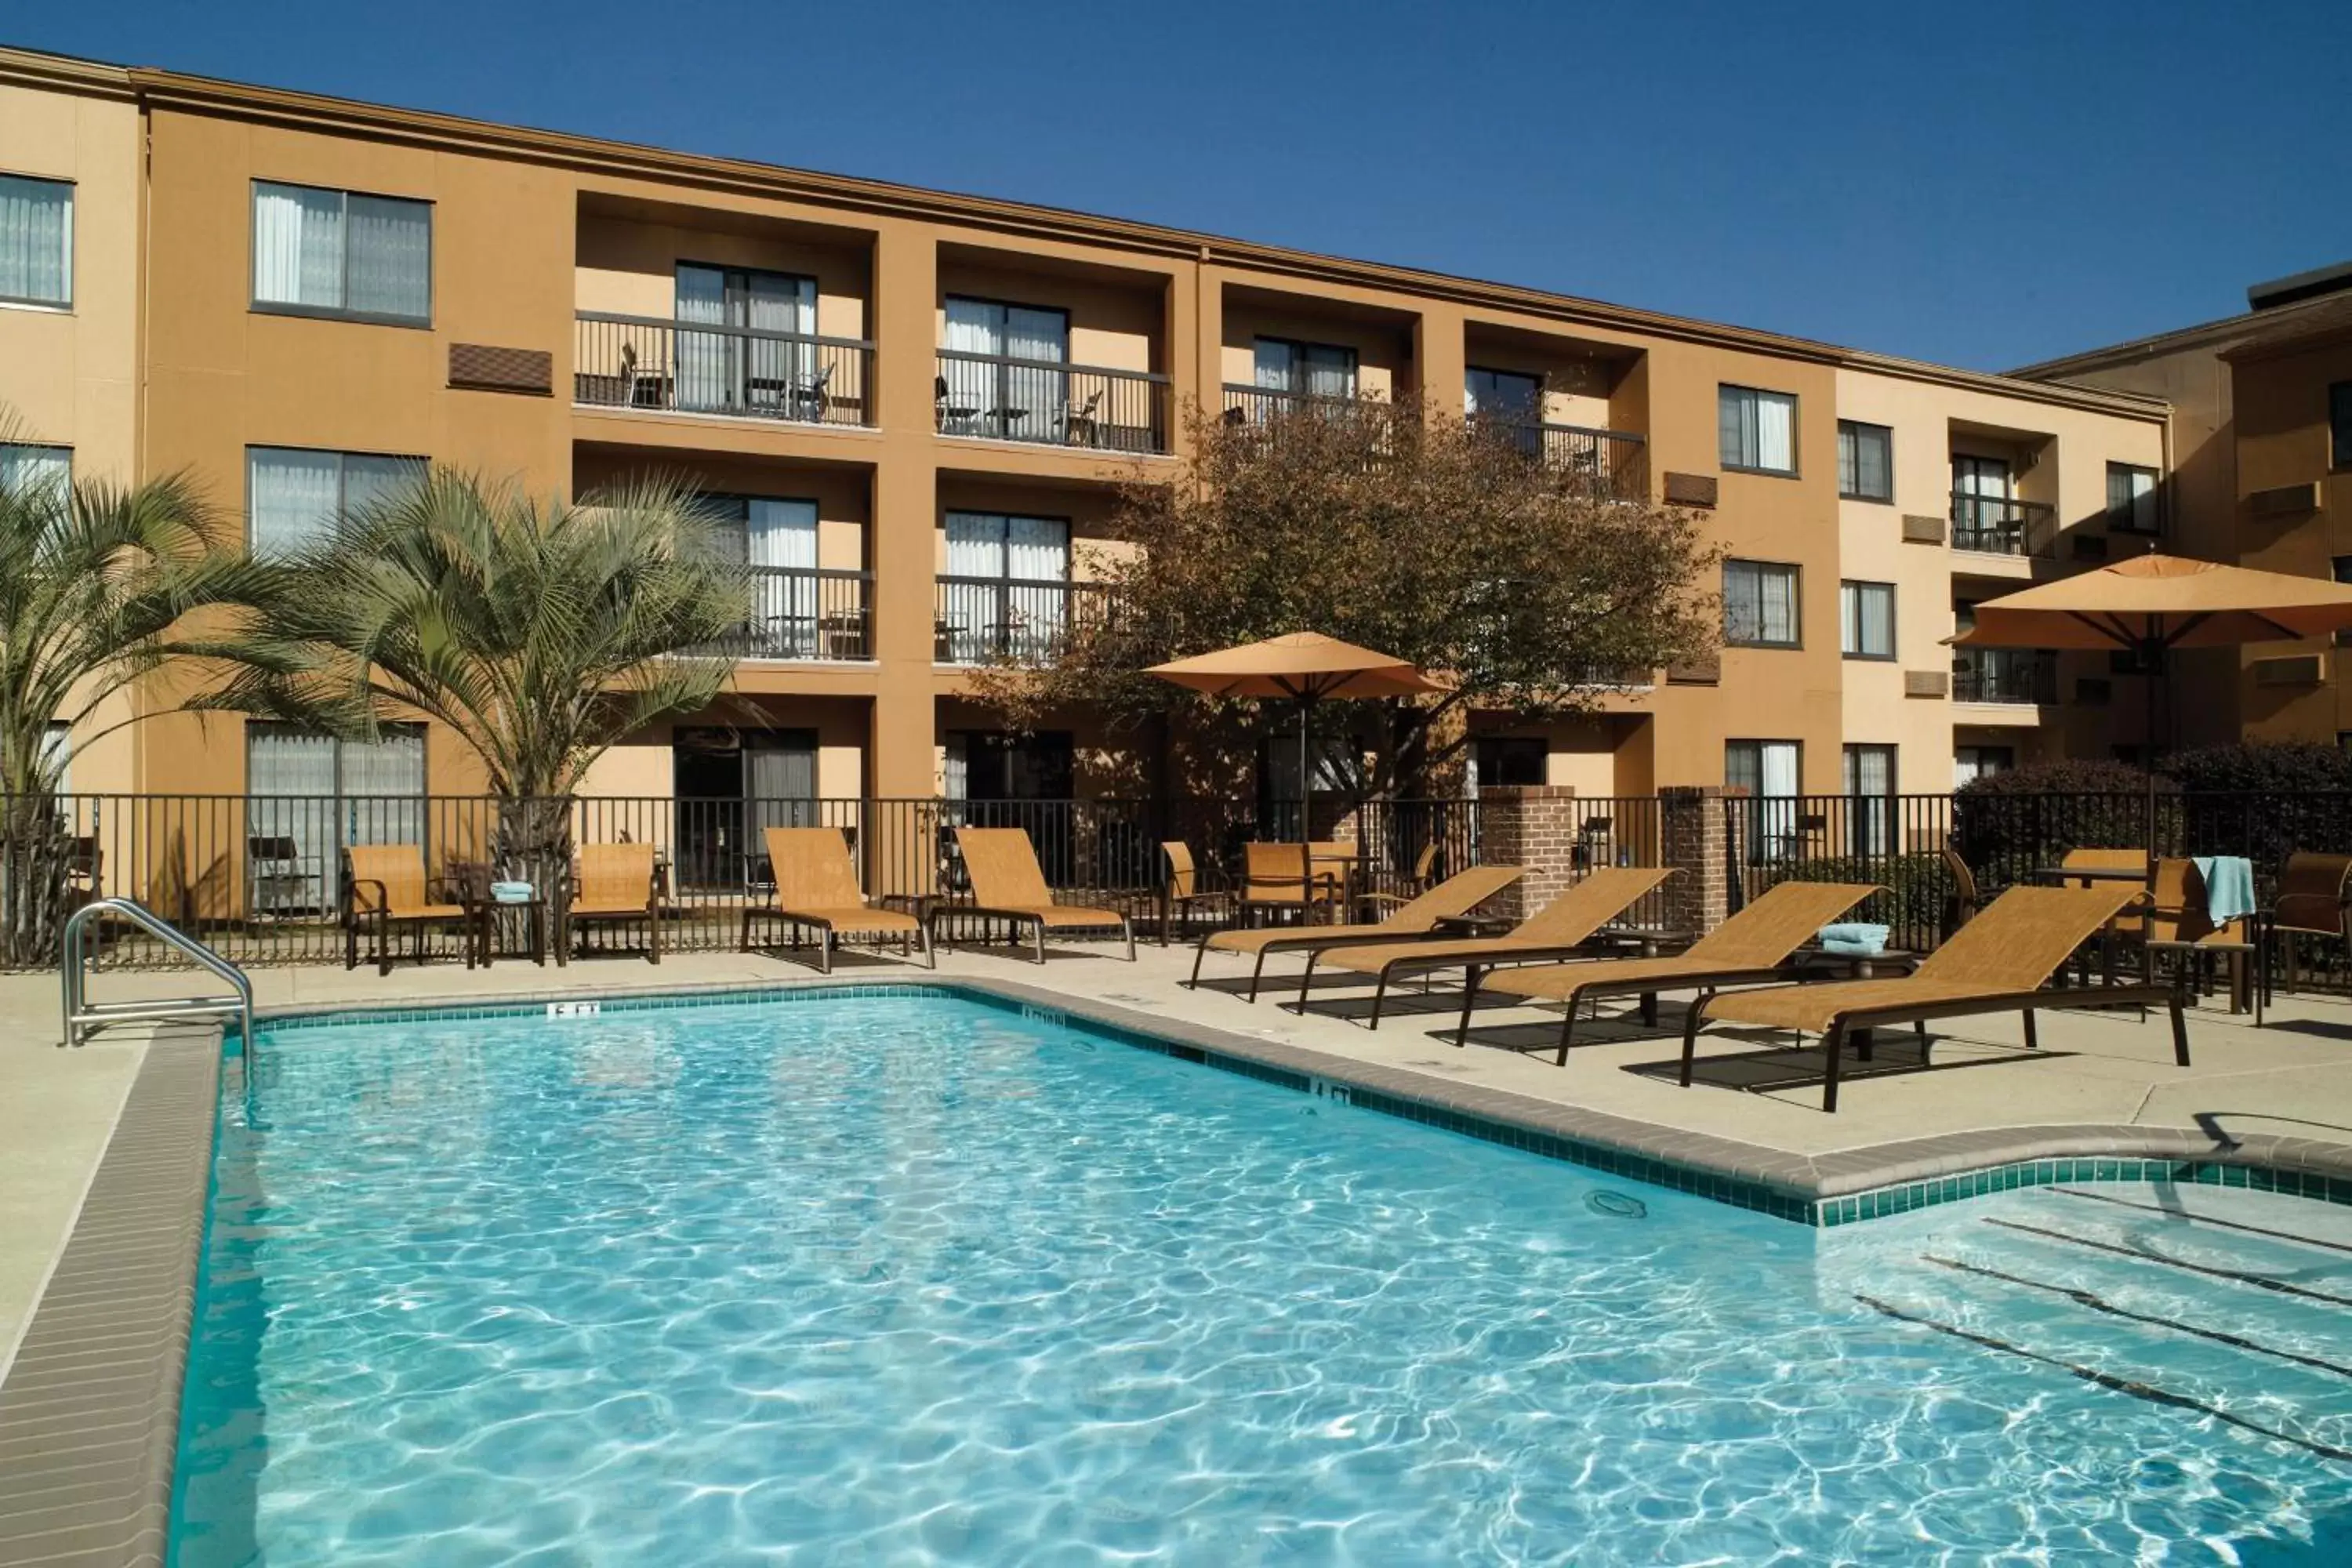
[{"x1": 8, "y1": 936, "x2": 2352, "y2": 1373}]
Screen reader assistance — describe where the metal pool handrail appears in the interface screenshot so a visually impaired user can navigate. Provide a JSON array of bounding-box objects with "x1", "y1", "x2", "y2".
[{"x1": 62, "y1": 898, "x2": 256, "y2": 1058}]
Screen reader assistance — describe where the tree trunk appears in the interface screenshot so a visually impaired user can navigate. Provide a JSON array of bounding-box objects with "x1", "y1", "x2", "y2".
[
  {"x1": 0, "y1": 793, "x2": 76, "y2": 968},
  {"x1": 493, "y1": 795, "x2": 575, "y2": 946}
]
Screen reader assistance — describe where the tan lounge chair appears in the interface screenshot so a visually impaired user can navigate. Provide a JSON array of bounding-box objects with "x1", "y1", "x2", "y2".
[
  {"x1": 1301, "y1": 866, "x2": 1675, "y2": 1027},
  {"x1": 742, "y1": 826, "x2": 931, "y2": 973},
  {"x1": 343, "y1": 844, "x2": 477, "y2": 975},
  {"x1": 1685, "y1": 883, "x2": 2184, "y2": 1112},
  {"x1": 564, "y1": 842, "x2": 662, "y2": 964},
  {"x1": 948, "y1": 826, "x2": 1136, "y2": 963},
  {"x1": 1189, "y1": 864, "x2": 1526, "y2": 1000},
  {"x1": 1456, "y1": 880, "x2": 1882, "y2": 1062}
]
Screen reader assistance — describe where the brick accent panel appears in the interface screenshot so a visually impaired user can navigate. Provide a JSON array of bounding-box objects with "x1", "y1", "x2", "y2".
[
  {"x1": 1475, "y1": 784, "x2": 1578, "y2": 924},
  {"x1": 1661, "y1": 785, "x2": 1740, "y2": 938}
]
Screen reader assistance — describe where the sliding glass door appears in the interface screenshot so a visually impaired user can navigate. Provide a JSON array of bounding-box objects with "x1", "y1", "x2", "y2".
[
  {"x1": 676, "y1": 263, "x2": 817, "y2": 414},
  {"x1": 942, "y1": 297, "x2": 1069, "y2": 439}
]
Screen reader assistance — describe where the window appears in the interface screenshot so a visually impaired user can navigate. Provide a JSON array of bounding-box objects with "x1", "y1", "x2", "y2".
[
  {"x1": 1472, "y1": 736, "x2": 1548, "y2": 789},
  {"x1": 1837, "y1": 420, "x2": 1893, "y2": 502},
  {"x1": 1254, "y1": 338, "x2": 1356, "y2": 399},
  {"x1": 2107, "y1": 463, "x2": 2160, "y2": 533},
  {"x1": 252, "y1": 180, "x2": 431, "y2": 324},
  {"x1": 41, "y1": 721, "x2": 71, "y2": 793},
  {"x1": 0, "y1": 442, "x2": 70, "y2": 499},
  {"x1": 248, "y1": 446, "x2": 426, "y2": 557},
  {"x1": 696, "y1": 495, "x2": 822, "y2": 656},
  {"x1": 942, "y1": 296, "x2": 1068, "y2": 440},
  {"x1": 245, "y1": 721, "x2": 426, "y2": 917},
  {"x1": 2333, "y1": 383, "x2": 2352, "y2": 470},
  {"x1": 1726, "y1": 739, "x2": 1801, "y2": 863},
  {"x1": 1723, "y1": 560, "x2": 1801, "y2": 648},
  {"x1": 1465, "y1": 367, "x2": 1541, "y2": 422},
  {"x1": 1719, "y1": 385, "x2": 1796, "y2": 474},
  {"x1": 1843, "y1": 744, "x2": 1896, "y2": 856},
  {"x1": 940, "y1": 510, "x2": 1073, "y2": 662},
  {"x1": 1839, "y1": 580, "x2": 1895, "y2": 659},
  {"x1": 0, "y1": 174, "x2": 72, "y2": 307},
  {"x1": 1954, "y1": 745, "x2": 2013, "y2": 788}
]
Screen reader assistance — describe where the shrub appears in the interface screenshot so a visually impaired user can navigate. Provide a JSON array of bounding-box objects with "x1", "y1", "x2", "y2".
[
  {"x1": 2158, "y1": 740, "x2": 2352, "y2": 795},
  {"x1": 1952, "y1": 759, "x2": 2168, "y2": 891}
]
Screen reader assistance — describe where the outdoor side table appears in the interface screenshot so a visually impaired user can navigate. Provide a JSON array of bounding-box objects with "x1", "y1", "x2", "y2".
[{"x1": 480, "y1": 895, "x2": 552, "y2": 968}]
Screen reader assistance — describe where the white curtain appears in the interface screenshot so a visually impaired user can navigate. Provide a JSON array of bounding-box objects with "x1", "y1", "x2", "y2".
[
  {"x1": 0, "y1": 174, "x2": 72, "y2": 306},
  {"x1": 944, "y1": 510, "x2": 1004, "y2": 576},
  {"x1": 252, "y1": 183, "x2": 343, "y2": 310},
  {"x1": 247, "y1": 725, "x2": 340, "y2": 914},
  {"x1": 1844, "y1": 746, "x2": 1893, "y2": 855},
  {"x1": 341, "y1": 454, "x2": 426, "y2": 522},
  {"x1": 346, "y1": 194, "x2": 430, "y2": 321},
  {"x1": 675, "y1": 263, "x2": 732, "y2": 412},
  {"x1": 1007, "y1": 515, "x2": 1071, "y2": 660},
  {"x1": 750, "y1": 499, "x2": 820, "y2": 655},
  {"x1": 943, "y1": 513, "x2": 1003, "y2": 661},
  {"x1": 0, "y1": 443, "x2": 71, "y2": 501},
  {"x1": 746, "y1": 273, "x2": 816, "y2": 408},
  {"x1": 1004, "y1": 306, "x2": 1068, "y2": 436},
  {"x1": 1304, "y1": 343, "x2": 1356, "y2": 399},
  {"x1": 1754, "y1": 393, "x2": 1794, "y2": 473},
  {"x1": 249, "y1": 448, "x2": 343, "y2": 557},
  {"x1": 942, "y1": 298, "x2": 997, "y2": 429},
  {"x1": 1254, "y1": 338, "x2": 1296, "y2": 391},
  {"x1": 1842, "y1": 582, "x2": 1892, "y2": 657}
]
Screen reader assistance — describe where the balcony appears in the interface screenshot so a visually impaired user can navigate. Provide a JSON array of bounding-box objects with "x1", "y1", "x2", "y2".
[
  {"x1": 1949, "y1": 491, "x2": 2056, "y2": 557},
  {"x1": 1952, "y1": 650, "x2": 2057, "y2": 705},
  {"x1": 935, "y1": 352, "x2": 1169, "y2": 453},
  {"x1": 696, "y1": 567, "x2": 872, "y2": 660},
  {"x1": 1480, "y1": 418, "x2": 1649, "y2": 501},
  {"x1": 1219, "y1": 384, "x2": 1403, "y2": 427},
  {"x1": 934, "y1": 576, "x2": 1117, "y2": 665},
  {"x1": 574, "y1": 314, "x2": 873, "y2": 428}
]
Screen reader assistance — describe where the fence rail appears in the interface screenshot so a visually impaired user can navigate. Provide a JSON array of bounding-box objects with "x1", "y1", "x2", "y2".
[
  {"x1": 1477, "y1": 418, "x2": 1650, "y2": 502},
  {"x1": 932, "y1": 577, "x2": 1119, "y2": 664},
  {"x1": 1949, "y1": 490, "x2": 2057, "y2": 557},
  {"x1": 573, "y1": 312, "x2": 874, "y2": 428},
  {"x1": 695, "y1": 567, "x2": 871, "y2": 660},
  {"x1": 935, "y1": 350, "x2": 1169, "y2": 453}
]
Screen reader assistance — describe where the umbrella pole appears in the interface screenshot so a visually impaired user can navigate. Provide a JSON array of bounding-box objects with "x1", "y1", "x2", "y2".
[{"x1": 1298, "y1": 695, "x2": 1314, "y2": 841}]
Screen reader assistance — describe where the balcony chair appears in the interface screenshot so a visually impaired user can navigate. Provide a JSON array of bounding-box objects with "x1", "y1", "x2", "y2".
[{"x1": 1059, "y1": 389, "x2": 1104, "y2": 448}]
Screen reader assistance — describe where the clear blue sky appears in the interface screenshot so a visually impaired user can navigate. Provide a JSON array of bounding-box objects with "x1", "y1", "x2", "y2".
[{"x1": 16, "y1": 0, "x2": 2350, "y2": 371}]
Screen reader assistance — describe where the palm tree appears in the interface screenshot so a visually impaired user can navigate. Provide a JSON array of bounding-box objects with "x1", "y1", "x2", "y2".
[
  {"x1": 0, "y1": 466, "x2": 281, "y2": 962},
  {"x1": 212, "y1": 470, "x2": 753, "y2": 879}
]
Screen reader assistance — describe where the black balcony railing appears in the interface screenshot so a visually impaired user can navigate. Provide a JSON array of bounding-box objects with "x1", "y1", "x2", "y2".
[
  {"x1": 1479, "y1": 418, "x2": 1649, "y2": 501},
  {"x1": 1951, "y1": 650, "x2": 2058, "y2": 704},
  {"x1": 694, "y1": 567, "x2": 871, "y2": 660},
  {"x1": 933, "y1": 577, "x2": 1118, "y2": 664},
  {"x1": 574, "y1": 313, "x2": 873, "y2": 427},
  {"x1": 1220, "y1": 383, "x2": 1400, "y2": 427},
  {"x1": 935, "y1": 351, "x2": 1170, "y2": 453},
  {"x1": 1949, "y1": 490, "x2": 2057, "y2": 557}
]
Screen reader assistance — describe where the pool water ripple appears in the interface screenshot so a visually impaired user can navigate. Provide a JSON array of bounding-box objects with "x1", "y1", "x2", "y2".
[{"x1": 169, "y1": 993, "x2": 2352, "y2": 1564}]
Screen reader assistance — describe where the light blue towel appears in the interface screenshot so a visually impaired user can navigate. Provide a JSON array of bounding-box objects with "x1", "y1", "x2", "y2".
[
  {"x1": 490, "y1": 880, "x2": 535, "y2": 905},
  {"x1": 1817, "y1": 923, "x2": 1889, "y2": 956},
  {"x1": 2193, "y1": 856, "x2": 2256, "y2": 926}
]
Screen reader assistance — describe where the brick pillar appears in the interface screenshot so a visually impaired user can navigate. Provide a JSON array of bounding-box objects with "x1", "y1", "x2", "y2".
[
  {"x1": 1661, "y1": 786, "x2": 1740, "y2": 937},
  {"x1": 1476, "y1": 785, "x2": 1578, "y2": 924}
]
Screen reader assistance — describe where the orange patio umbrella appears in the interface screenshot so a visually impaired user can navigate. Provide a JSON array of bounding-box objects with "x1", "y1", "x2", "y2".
[
  {"x1": 1951, "y1": 553, "x2": 2352, "y2": 874},
  {"x1": 1145, "y1": 633, "x2": 1446, "y2": 818}
]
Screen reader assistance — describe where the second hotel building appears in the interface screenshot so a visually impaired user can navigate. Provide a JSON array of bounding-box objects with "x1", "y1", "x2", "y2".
[{"x1": 2, "y1": 48, "x2": 2172, "y2": 823}]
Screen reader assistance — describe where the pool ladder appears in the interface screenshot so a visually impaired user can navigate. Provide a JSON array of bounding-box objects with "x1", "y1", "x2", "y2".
[{"x1": 61, "y1": 898, "x2": 255, "y2": 1054}]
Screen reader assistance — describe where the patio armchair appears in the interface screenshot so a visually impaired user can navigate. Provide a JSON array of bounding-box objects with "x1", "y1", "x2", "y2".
[
  {"x1": 1939, "y1": 841, "x2": 1982, "y2": 932},
  {"x1": 1189, "y1": 865, "x2": 1525, "y2": 1001},
  {"x1": 2134, "y1": 858, "x2": 2259, "y2": 1017},
  {"x1": 1300, "y1": 866, "x2": 1677, "y2": 1027},
  {"x1": 1236, "y1": 842, "x2": 1339, "y2": 927},
  {"x1": 2268, "y1": 851, "x2": 2352, "y2": 993},
  {"x1": 742, "y1": 826, "x2": 929, "y2": 973},
  {"x1": 343, "y1": 844, "x2": 480, "y2": 975},
  {"x1": 1456, "y1": 880, "x2": 1883, "y2": 1062},
  {"x1": 945, "y1": 826, "x2": 1135, "y2": 963},
  {"x1": 1160, "y1": 841, "x2": 1236, "y2": 946},
  {"x1": 1355, "y1": 841, "x2": 1438, "y2": 921},
  {"x1": 564, "y1": 842, "x2": 662, "y2": 964},
  {"x1": 1682, "y1": 884, "x2": 2184, "y2": 1112}
]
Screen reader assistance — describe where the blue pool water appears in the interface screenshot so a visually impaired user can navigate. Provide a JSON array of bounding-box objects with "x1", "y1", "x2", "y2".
[{"x1": 172, "y1": 990, "x2": 2352, "y2": 1563}]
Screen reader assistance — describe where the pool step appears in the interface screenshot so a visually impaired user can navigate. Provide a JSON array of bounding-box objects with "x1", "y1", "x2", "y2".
[{"x1": 1852, "y1": 1185, "x2": 2352, "y2": 1461}]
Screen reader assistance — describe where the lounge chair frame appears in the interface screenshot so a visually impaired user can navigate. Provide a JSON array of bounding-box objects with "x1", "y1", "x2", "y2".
[
  {"x1": 740, "y1": 826, "x2": 934, "y2": 974},
  {"x1": 945, "y1": 826, "x2": 1136, "y2": 964},
  {"x1": 1185, "y1": 864, "x2": 1526, "y2": 1001}
]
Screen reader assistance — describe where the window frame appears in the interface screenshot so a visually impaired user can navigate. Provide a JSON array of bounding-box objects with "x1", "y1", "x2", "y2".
[
  {"x1": 1252, "y1": 336, "x2": 1359, "y2": 398},
  {"x1": 1722, "y1": 558, "x2": 1803, "y2": 649},
  {"x1": 1836, "y1": 419, "x2": 1893, "y2": 502},
  {"x1": 1838, "y1": 579, "x2": 1896, "y2": 661},
  {"x1": 0, "y1": 172, "x2": 74, "y2": 310},
  {"x1": 245, "y1": 445, "x2": 429, "y2": 558},
  {"x1": 1718, "y1": 383, "x2": 1799, "y2": 477},
  {"x1": 0, "y1": 441, "x2": 72, "y2": 496},
  {"x1": 249, "y1": 180, "x2": 434, "y2": 328}
]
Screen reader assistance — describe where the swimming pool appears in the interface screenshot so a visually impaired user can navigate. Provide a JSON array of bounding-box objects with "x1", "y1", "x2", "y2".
[{"x1": 170, "y1": 989, "x2": 2352, "y2": 1563}]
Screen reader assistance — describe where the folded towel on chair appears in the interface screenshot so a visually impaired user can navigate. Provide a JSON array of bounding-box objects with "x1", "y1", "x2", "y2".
[
  {"x1": 491, "y1": 880, "x2": 535, "y2": 904},
  {"x1": 2192, "y1": 856, "x2": 2256, "y2": 927},
  {"x1": 1816, "y1": 922, "x2": 1889, "y2": 956}
]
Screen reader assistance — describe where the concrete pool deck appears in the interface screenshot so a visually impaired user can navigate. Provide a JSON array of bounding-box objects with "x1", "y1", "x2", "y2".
[{"x1": 9, "y1": 936, "x2": 2352, "y2": 1378}]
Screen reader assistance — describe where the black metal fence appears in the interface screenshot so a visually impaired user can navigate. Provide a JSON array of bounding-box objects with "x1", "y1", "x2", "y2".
[
  {"x1": 935, "y1": 350, "x2": 1170, "y2": 453},
  {"x1": 573, "y1": 313, "x2": 874, "y2": 428},
  {"x1": 932, "y1": 578, "x2": 1120, "y2": 663},
  {"x1": 695, "y1": 567, "x2": 871, "y2": 660},
  {"x1": 1728, "y1": 789, "x2": 2352, "y2": 957},
  {"x1": 1949, "y1": 490, "x2": 2057, "y2": 557}
]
